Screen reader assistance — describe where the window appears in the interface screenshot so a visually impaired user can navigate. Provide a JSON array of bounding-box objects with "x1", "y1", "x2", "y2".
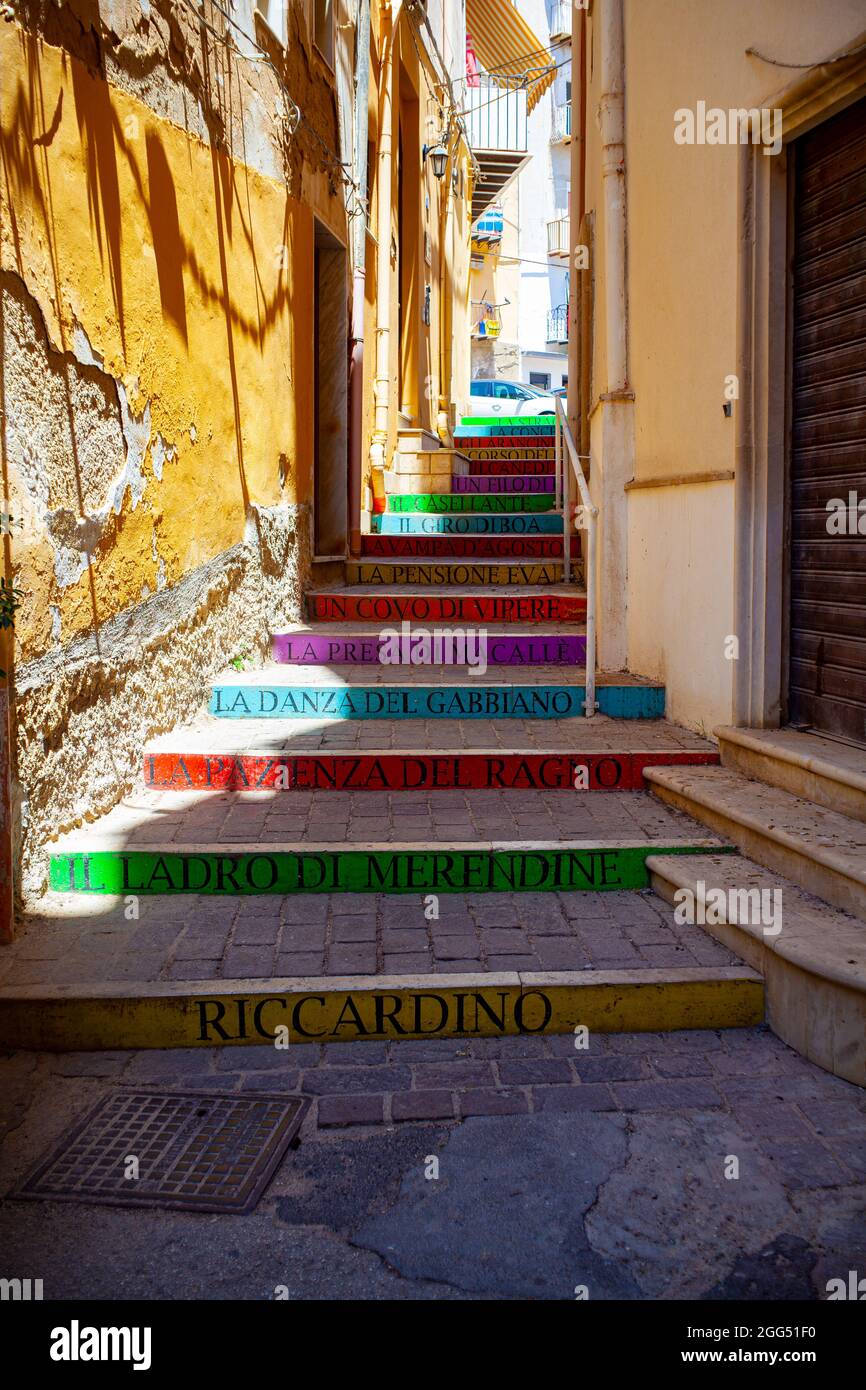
[
  {"x1": 561, "y1": 375, "x2": 568, "y2": 388},
  {"x1": 529, "y1": 373, "x2": 551, "y2": 391},
  {"x1": 255, "y1": 0, "x2": 286, "y2": 46},
  {"x1": 314, "y1": 0, "x2": 335, "y2": 67},
  {"x1": 471, "y1": 380, "x2": 492, "y2": 397},
  {"x1": 493, "y1": 382, "x2": 512, "y2": 400}
]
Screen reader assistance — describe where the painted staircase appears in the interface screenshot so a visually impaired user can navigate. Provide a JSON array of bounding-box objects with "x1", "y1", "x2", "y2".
[{"x1": 2, "y1": 416, "x2": 771, "y2": 1053}]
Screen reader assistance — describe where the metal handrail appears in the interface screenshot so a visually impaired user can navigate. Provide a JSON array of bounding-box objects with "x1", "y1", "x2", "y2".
[{"x1": 555, "y1": 396, "x2": 598, "y2": 718}]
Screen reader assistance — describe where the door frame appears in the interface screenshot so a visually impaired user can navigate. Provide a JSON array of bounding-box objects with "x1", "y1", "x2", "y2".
[{"x1": 733, "y1": 37, "x2": 866, "y2": 728}]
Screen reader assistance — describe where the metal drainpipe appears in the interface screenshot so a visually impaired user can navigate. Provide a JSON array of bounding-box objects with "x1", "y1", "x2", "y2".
[
  {"x1": 348, "y1": 0, "x2": 371, "y2": 557},
  {"x1": 369, "y1": 1, "x2": 403, "y2": 477},
  {"x1": 600, "y1": 0, "x2": 628, "y2": 392}
]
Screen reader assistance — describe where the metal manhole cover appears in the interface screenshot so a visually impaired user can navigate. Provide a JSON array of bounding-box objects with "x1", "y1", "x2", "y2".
[{"x1": 12, "y1": 1089, "x2": 308, "y2": 1214}]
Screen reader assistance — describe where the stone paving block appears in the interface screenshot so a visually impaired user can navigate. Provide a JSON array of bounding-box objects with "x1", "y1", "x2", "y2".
[
  {"x1": 458, "y1": 1089, "x2": 529, "y2": 1117},
  {"x1": 612, "y1": 1080, "x2": 724, "y2": 1110},
  {"x1": 273, "y1": 953, "x2": 326, "y2": 977},
  {"x1": 574, "y1": 1056, "x2": 649, "y2": 1083},
  {"x1": 432, "y1": 936, "x2": 481, "y2": 961},
  {"x1": 531, "y1": 1083, "x2": 616, "y2": 1112},
  {"x1": 412, "y1": 1061, "x2": 495, "y2": 1090},
  {"x1": 479, "y1": 929, "x2": 530, "y2": 953},
  {"x1": 383, "y1": 953, "x2": 432, "y2": 974},
  {"x1": 648, "y1": 1053, "x2": 715, "y2": 1079},
  {"x1": 497, "y1": 1059, "x2": 573, "y2": 1086},
  {"x1": 301, "y1": 1065, "x2": 412, "y2": 1096},
  {"x1": 317, "y1": 1094, "x2": 386, "y2": 1127},
  {"x1": 796, "y1": 1099, "x2": 866, "y2": 1136},
  {"x1": 326, "y1": 946, "x2": 378, "y2": 975},
  {"x1": 331, "y1": 915, "x2": 378, "y2": 944},
  {"x1": 220, "y1": 946, "x2": 275, "y2": 978},
  {"x1": 322, "y1": 1042, "x2": 390, "y2": 1066},
  {"x1": 392, "y1": 1090, "x2": 455, "y2": 1122},
  {"x1": 730, "y1": 1102, "x2": 814, "y2": 1139},
  {"x1": 759, "y1": 1138, "x2": 853, "y2": 1189}
]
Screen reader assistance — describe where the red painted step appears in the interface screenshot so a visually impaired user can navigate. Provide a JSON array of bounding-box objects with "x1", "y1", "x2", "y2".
[
  {"x1": 307, "y1": 590, "x2": 587, "y2": 623},
  {"x1": 145, "y1": 750, "x2": 721, "y2": 793},
  {"x1": 361, "y1": 535, "x2": 564, "y2": 559}
]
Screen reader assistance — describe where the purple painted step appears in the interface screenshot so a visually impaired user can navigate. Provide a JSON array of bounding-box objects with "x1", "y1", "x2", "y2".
[
  {"x1": 272, "y1": 632, "x2": 588, "y2": 666},
  {"x1": 452, "y1": 475, "x2": 557, "y2": 494}
]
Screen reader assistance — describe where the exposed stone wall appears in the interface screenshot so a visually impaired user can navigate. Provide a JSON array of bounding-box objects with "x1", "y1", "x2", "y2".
[{"x1": 1, "y1": 1, "x2": 347, "y2": 902}]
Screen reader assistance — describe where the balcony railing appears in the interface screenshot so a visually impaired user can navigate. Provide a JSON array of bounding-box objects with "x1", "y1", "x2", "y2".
[
  {"x1": 547, "y1": 215, "x2": 570, "y2": 257},
  {"x1": 549, "y1": 0, "x2": 573, "y2": 40},
  {"x1": 547, "y1": 306, "x2": 569, "y2": 343},
  {"x1": 466, "y1": 75, "x2": 529, "y2": 154},
  {"x1": 551, "y1": 103, "x2": 572, "y2": 143}
]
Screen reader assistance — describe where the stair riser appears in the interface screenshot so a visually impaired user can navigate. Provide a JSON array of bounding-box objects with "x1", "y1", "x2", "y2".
[
  {"x1": 719, "y1": 737, "x2": 866, "y2": 825},
  {"x1": 467, "y1": 456, "x2": 555, "y2": 472},
  {"x1": 308, "y1": 593, "x2": 587, "y2": 623},
  {"x1": 145, "y1": 751, "x2": 720, "y2": 792},
  {"x1": 456, "y1": 424, "x2": 556, "y2": 438},
  {"x1": 649, "y1": 783, "x2": 866, "y2": 924},
  {"x1": 209, "y1": 685, "x2": 666, "y2": 719},
  {"x1": 361, "y1": 536, "x2": 564, "y2": 559},
  {"x1": 372, "y1": 514, "x2": 564, "y2": 535},
  {"x1": 271, "y1": 634, "x2": 587, "y2": 666},
  {"x1": 387, "y1": 493, "x2": 556, "y2": 512},
  {"x1": 50, "y1": 845, "x2": 721, "y2": 897},
  {"x1": 0, "y1": 974, "x2": 764, "y2": 1051},
  {"x1": 452, "y1": 475, "x2": 556, "y2": 493},
  {"x1": 345, "y1": 563, "x2": 572, "y2": 585}
]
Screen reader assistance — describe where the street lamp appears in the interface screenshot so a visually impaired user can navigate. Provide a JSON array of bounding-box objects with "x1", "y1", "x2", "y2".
[{"x1": 423, "y1": 142, "x2": 449, "y2": 180}]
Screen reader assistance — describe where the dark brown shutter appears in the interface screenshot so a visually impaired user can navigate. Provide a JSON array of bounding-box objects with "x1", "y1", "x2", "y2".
[{"x1": 789, "y1": 95, "x2": 866, "y2": 743}]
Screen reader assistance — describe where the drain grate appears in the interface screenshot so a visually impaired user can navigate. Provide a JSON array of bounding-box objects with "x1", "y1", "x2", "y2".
[{"x1": 13, "y1": 1089, "x2": 308, "y2": 1214}]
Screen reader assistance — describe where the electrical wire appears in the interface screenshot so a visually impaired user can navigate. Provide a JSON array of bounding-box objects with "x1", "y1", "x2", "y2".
[{"x1": 746, "y1": 39, "x2": 866, "y2": 68}]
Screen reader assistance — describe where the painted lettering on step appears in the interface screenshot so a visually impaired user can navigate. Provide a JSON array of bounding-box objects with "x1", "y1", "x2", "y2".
[
  {"x1": 49, "y1": 845, "x2": 717, "y2": 897},
  {"x1": 194, "y1": 987, "x2": 551, "y2": 1042},
  {"x1": 361, "y1": 536, "x2": 564, "y2": 559}
]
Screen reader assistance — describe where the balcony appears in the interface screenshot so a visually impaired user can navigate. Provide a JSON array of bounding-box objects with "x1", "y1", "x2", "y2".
[
  {"x1": 547, "y1": 306, "x2": 569, "y2": 344},
  {"x1": 547, "y1": 215, "x2": 570, "y2": 258},
  {"x1": 466, "y1": 76, "x2": 531, "y2": 221},
  {"x1": 549, "y1": 0, "x2": 573, "y2": 41},
  {"x1": 551, "y1": 103, "x2": 572, "y2": 143}
]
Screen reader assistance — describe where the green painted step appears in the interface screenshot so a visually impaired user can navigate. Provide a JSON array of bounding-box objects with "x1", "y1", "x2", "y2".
[
  {"x1": 50, "y1": 841, "x2": 729, "y2": 896},
  {"x1": 387, "y1": 493, "x2": 556, "y2": 514}
]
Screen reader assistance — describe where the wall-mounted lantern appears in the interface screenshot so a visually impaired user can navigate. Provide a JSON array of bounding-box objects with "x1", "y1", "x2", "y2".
[{"x1": 423, "y1": 143, "x2": 449, "y2": 180}]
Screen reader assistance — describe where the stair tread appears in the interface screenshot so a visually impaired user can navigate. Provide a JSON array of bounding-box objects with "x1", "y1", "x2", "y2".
[
  {"x1": 213, "y1": 664, "x2": 657, "y2": 687},
  {"x1": 274, "y1": 622, "x2": 587, "y2": 637},
  {"x1": 145, "y1": 716, "x2": 713, "y2": 754},
  {"x1": 645, "y1": 764, "x2": 866, "y2": 872},
  {"x1": 647, "y1": 851, "x2": 866, "y2": 993},
  {"x1": 717, "y1": 725, "x2": 866, "y2": 792},
  {"x1": 309, "y1": 585, "x2": 586, "y2": 598}
]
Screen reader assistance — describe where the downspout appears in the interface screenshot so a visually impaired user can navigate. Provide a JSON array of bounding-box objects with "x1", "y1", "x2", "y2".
[
  {"x1": 348, "y1": 0, "x2": 371, "y2": 557},
  {"x1": 369, "y1": 1, "x2": 404, "y2": 476},
  {"x1": 436, "y1": 128, "x2": 458, "y2": 446},
  {"x1": 567, "y1": 1, "x2": 587, "y2": 446},
  {"x1": 600, "y1": 0, "x2": 627, "y2": 392}
]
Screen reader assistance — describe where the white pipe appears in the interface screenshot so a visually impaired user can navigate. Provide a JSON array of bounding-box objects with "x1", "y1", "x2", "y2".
[
  {"x1": 557, "y1": 397, "x2": 597, "y2": 716},
  {"x1": 600, "y1": 0, "x2": 627, "y2": 392}
]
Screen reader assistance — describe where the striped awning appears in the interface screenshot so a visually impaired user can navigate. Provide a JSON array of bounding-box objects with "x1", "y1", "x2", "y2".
[{"x1": 466, "y1": 0, "x2": 557, "y2": 114}]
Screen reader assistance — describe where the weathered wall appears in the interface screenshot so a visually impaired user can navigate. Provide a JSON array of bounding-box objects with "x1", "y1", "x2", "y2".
[{"x1": 0, "y1": 0, "x2": 348, "y2": 896}]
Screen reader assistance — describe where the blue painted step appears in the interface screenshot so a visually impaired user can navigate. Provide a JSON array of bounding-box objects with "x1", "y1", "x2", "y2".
[{"x1": 210, "y1": 683, "x2": 666, "y2": 720}]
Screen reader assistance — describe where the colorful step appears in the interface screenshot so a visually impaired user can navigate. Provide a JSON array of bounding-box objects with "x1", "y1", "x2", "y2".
[
  {"x1": 456, "y1": 428, "x2": 556, "y2": 442},
  {"x1": 387, "y1": 492, "x2": 556, "y2": 511},
  {"x1": 461, "y1": 439, "x2": 556, "y2": 454},
  {"x1": 0, "y1": 970, "x2": 765, "y2": 1051},
  {"x1": 209, "y1": 682, "x2": 665, "y2": 720},
  {"x1": 345, "y1": 562, "x2": 571, "y2": 585},
  {"x1": 360, "y1": 536, "x2": 564, "y2": 559},
  {"x1": 466, "y1": 455, "x2": 555, "y2": 472},
  {"x1": 457, "y1": 419, "x2": 557, "y2": 434},
  {"x1": 371, "y1": 513, "x2": 564, "y2": 536},
  {"x1": 50, "y1": 840, "x2": 727, "y2": 897},
  {"x1": 145, "y1": 750, "x2": 721, "y2": 793},
  {"x1": 272, "y1": 631, "x2": 586, "y2": 666},
  {"x1": 307, "y1": 590, "x2": 587, "y2": 623},
  {"x1": 451, "y1": 475, "x2": 556, "y2": 494}
]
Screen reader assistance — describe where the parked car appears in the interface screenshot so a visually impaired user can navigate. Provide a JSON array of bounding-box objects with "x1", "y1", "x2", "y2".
[{"x1": 467, "y1": 379, "x2": 558, "y2": 417}]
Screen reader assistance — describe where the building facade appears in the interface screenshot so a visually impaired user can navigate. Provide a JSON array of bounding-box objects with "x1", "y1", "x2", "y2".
[{"x1": 569, "y1": 0, "x2": 866, "y2": 738}]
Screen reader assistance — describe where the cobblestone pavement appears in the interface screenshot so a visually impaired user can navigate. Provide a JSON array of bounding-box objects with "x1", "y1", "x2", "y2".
[
  {"x1": 3, "y1": 889, "x2": 740, "y2": 985},
  {"x1": 0, "y1": 1027, "x2": 863, "y2": 1299},
  {"x1": 147, "y1": 713, "x2": 717, "y2": 754},
  {"x1": 49, "y1": 784, "x2": 722, "y2": 847}
]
